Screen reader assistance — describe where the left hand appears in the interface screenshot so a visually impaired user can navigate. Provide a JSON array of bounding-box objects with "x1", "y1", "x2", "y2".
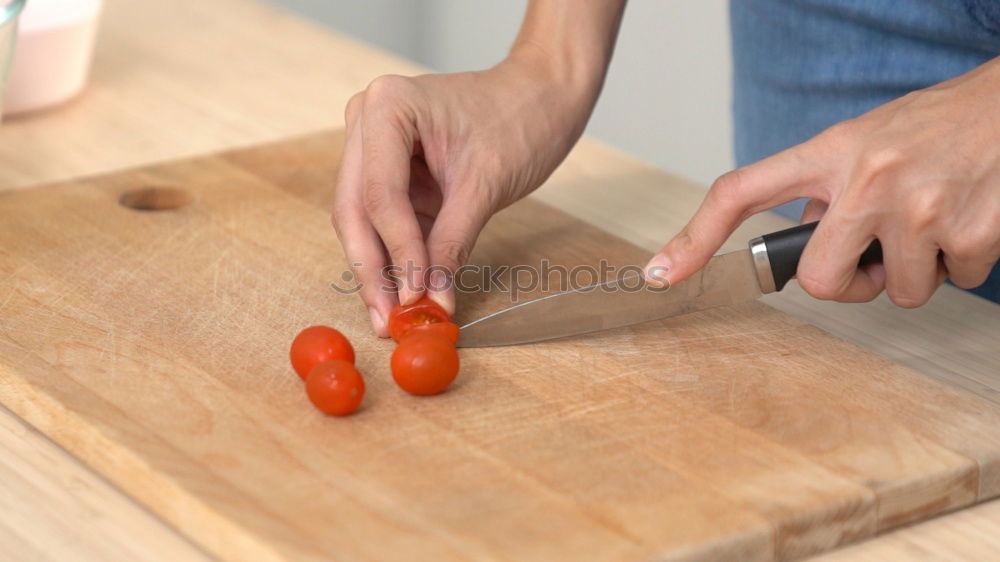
[{"x1": 646, "y1": 56, "x2": 1000, "y2": 307}]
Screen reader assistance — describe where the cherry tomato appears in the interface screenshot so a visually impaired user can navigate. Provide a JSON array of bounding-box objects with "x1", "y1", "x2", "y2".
[
  {"x1": 290, "y1": 325, "x2": 355, "y2": 380},
  {"x1": 388, "y1": 297, "x2": 450, "y2": 342},
  {"x1": 401, "y1": 321, "x2": 460, "y2": 345},
  {"x1": 305, "y1": 360, "x2": 365, "y2": 416},
  {"x1": 391, "y1": 333, "x2": 460, "y2": 396}
]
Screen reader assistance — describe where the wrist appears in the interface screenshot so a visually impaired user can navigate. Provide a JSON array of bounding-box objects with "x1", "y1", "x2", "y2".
[
  {"x1": 504, "y1": 40, "x2": 606, "y2": 113},
  {"x1": 497, "y1": 43, "x2": 603, "y2": 142}
]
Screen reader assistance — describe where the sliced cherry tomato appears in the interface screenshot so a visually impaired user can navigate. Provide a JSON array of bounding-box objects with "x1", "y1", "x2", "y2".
[
  {"x1": 305, "y1": 360, "x2": 365, "y2": 416},
  {"x1": 388, "y1": 297, "x2": 450, "y2": 342},
  {"x1": 290, "y1": 325, "x2": 355, "y2": 380},
  {"x1": 401, "y1": 321, "x2": 460, "y2": 345},
  {"x1": 391, "y1": 334, "x2": 459, "y2": 396}
]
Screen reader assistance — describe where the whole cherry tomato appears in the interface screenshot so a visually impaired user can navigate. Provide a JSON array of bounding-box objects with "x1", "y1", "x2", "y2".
[
  {"x1": 391, "y1": 334, "x2": 459, "y2": 396},
  {"x1": 401, "y1": 321, "x2": 460, "y2": 345},
  {"x1": 290, "y1": 325, "x2": 355, "y2": 380},
  {"x1": 388, "y1": 297, "x2": 450, "y2": 342},
  {"x1": 305, "y1": 360, "x2": 365, "y2": 416}
]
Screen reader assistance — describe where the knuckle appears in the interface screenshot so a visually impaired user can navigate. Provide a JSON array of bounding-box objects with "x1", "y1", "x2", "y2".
[
  {"x1": 848, "y1": 147, "x2": 904, "y2": 201},
  {"x1": 361, "y1": 181, "x2": 394, "y2": 215},
  {"x1": 796, "y1": 271, "x2": 842, "y2": 301},
  {"x1": 433, "y1": 239, "x2": 471, "y2": 269},
  {"x1": 384, "y1": 239, "x2": 421, "y2": 264},
  {"x1": 886, "y1": 288, "x2": 928, "y2": 309},
  {"x1": 330, "y1": 202, "x2": 350, "y2": 233},
  {"x1": 365, "y1": 74, "x2": 412, "y2": 103},
  {"x1": 903, "y1": 187, "x2": 947, "y2": 232},
  {"x1": 949, "y1": 270, "x2": 988, "y2": 289},
  {"x1": 853, "y1": 147, "x2": 904, "y2": 191},
  {"x1": 944, "y1": 239, "x2": 978, "y2": 264},
  {"x1": 330, "y1": 207, "x2": 343, "y2": 231},
  {"x1": 861, "y1": 146, "x2": 905, "y2": 171},
  {"x1": 664, "y1": 229, "x2": 696, "y2": 258},
  {"x1": 383, "y1": 240, "x2": 406, "y2": 260},
  {"x1": 344, "y1": 92, "x2": 364, "y2": 123},
  {"x1": 821, "y1": 120, "x2": 856, "y2": 144},
  {"x1": 708, "y1": 169, "x2": 746, "y2": 207},
  {"x1": 945, "y1": 227, "x2": 996, "y2": 263}
]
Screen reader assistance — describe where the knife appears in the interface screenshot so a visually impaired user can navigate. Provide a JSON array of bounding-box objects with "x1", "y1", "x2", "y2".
[{"x1": 456, "y1": 221, "x2": 882, "y2": 347}]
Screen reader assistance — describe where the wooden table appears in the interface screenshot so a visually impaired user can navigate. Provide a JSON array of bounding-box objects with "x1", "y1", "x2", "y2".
[{"x1": 0, "y1": 0, "x2": 996, "y2": 559}]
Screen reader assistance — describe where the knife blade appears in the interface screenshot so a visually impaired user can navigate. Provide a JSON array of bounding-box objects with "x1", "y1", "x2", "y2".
[{"x1": 456, "y1": 221, "x2": 882, "y2": 348}]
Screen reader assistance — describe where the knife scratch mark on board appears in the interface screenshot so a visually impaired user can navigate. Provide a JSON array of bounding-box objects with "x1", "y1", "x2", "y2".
[{"x1": 0, "y1": 288, "x2": 15, "y2": 317}]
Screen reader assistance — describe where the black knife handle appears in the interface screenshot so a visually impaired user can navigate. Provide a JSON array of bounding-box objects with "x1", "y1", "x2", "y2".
[{"x1": 749, "y1": 221, "x2": 883, "y2": 293}]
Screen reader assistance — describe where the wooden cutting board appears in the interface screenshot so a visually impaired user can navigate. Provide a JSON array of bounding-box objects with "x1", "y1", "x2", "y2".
[{"x1": 1, "y1": 130, "x2": 998, "y2": 561}]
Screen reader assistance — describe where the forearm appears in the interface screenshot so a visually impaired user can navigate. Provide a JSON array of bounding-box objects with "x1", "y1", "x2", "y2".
[{"x1": 505, "y1": 0, "x2": 626, "y2": 116}]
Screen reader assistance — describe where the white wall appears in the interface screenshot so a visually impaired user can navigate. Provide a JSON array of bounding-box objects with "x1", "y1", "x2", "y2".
[{"x1": 269, "y1": 0, "x2": 733, "y2": 186}]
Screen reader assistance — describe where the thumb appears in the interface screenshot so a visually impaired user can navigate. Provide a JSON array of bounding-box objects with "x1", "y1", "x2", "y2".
[
  {"x1": 645, "y1": 144, "x2": 823, "y2": 286},
  {"x1": 424, "y1": 193, "x2": 493, "y2": 314}
]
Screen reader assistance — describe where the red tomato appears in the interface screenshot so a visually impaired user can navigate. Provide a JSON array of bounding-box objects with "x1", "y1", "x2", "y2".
[
  {"x1": 391, "y1": 334, "x2": 460, "y2": 396},
  {"x1": 401, "y1": 321, "x2": 460, "y2": 345},
  {"x1": 290, "y1": 325, "x2": 355, "y2": 380},
  {"x1": 388, "y1": 297, "x2": 450, "y2": 342},
  {"x1": 305, "y1": 360, "x2": 365, "y2": 416}
]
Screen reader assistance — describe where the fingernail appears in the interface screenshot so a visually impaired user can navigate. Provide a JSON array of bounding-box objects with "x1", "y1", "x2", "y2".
[
  {"x1": 427, "y1": 270, "x2": 455, "y2": 314},
  {"x1": 427, "y1": 280, "x2": 455, "y2": 314},
  {"x1": 399, "y1": 286, "x2": 421, "y2": 306},
  {"x1": 644, "y1": 254, "x2": 671, "y2": 288},
  {"x1": 368, "y1": 306, "x2": 386, "y2": 336}
]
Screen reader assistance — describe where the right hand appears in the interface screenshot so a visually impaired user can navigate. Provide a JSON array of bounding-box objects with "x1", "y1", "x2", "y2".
[{"x1": 333, "y1": 50, "x2": 594, "y2": 336}]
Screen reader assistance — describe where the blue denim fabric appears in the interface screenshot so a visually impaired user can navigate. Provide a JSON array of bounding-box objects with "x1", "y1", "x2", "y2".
[{"x1": 730, "y1": 0, "x2": 1000, "y2": 302}]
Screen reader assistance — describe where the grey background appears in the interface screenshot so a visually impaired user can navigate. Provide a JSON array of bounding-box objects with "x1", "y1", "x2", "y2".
[{"x1": 266, "y1": 0, "x2": 733, "y2": 186}]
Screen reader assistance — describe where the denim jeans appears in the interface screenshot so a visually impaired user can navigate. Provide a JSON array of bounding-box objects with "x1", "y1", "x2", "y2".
[{"x1": 730, "y1": 0, "x2": 1000, "y2": 302}]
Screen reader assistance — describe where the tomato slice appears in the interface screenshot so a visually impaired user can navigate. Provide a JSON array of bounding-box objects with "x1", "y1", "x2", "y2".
[
  {"x1": 290, "y1": 325, "x2": 355, "y2": 380},
  {"x1": 401, "y1": 321, "x2": 460, "y2": 345},
  {"x1": 388, "y1": 297, "x2": 450, "y2": 342},
  {"x1": 305, "y1": 360, "x2": 365, "y2": 416},
  {"x1": 390, "y1": 333, "x2": 459, "y2": 396}
]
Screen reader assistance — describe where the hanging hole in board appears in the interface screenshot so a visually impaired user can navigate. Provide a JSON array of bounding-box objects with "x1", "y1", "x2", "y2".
[{"x1": 118, "y1": 187, "x2": 193, "y2": 211}]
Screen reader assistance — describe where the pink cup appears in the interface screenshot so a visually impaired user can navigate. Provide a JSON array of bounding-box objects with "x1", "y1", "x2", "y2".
[{"x1": 3, "y1": 0, "x2": 103, "y2": 115}]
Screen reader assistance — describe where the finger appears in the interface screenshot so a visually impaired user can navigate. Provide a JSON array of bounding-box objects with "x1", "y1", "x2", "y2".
[
  {"x1": 424, "y1": 192, "x2": 493, "y2": 314},
  {"x1": 800, "y1": 199, "x2": 829, "y2": 224},
  {"x1": 360, "y1": 102, "x2": 429, "y2": 306},
  {"x1": 881, "y1": 234, "x2": 945, "y2": 308},
  {"x1": 332, "y1": 113, "x2": 397, "y2": 337},
  {"x1": 647, "y1": 142, "x2": 829, "y2": 286},
  {"x1": 798, "y1": 256, "x2": 886, "y2": 303},
  {"x1": 795, "y1": 203, "x2": 883, "y2": 302},
  {"x1": 344, "y1": 92, "x2": 364, "y2": 127},
  {"x1": 943, "y1": 253, "x2": 997, "y2": 290},
  {"x1": 409, "y1": 156, "x2": 444, "y2": 239},
  {"x1": 940, "y1": 220, "x2": 1000, "y2": 289},
  {"x1": 835, "y1": 261, "x2": 887, "y2": 303}
]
